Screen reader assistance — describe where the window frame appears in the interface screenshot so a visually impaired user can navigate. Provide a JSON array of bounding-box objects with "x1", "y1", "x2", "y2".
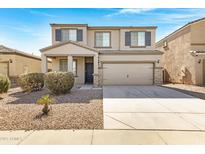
[
  {"x1": 59, "y1": 59, "x2": 68, "y2": 72},
  {"x1": 94, "y1": 31, "x2": 111, "y2": 48},
  {"x1": 59, "y1": 59, "x2": 78, "y2": 77},
  {"x1": 130, "y1": 31, "x2": 146, "y2": 48},
  {"x1": 61, "y1": 28, "x2": 77, "y2": 42}
]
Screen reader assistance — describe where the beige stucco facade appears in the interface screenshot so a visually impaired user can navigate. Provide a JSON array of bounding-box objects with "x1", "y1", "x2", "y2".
[
  {"x1": 156, "y1": 18, "x2": 205, "y2": 85},
  {"x1": 87, "y1": 29, "x2": 120, "y2": 50},
  {"x1": 41, "y1": 42, "x2": 99, "y2": 86},
  {"x1": 52, "y1": 25, "x2": 87, "y2": 45},
  {"x1": 0, "y1": 47, "x2": 42, "y2": 77},
  {"x1": 87, "y1": 28, "x2": 156, "y2": 51},
  {"x1": 50, "y1": 56, "x2": 86, "y2": 84},
  {"x1": 119, "y1": 28, "x2": 156, "y2": 50},
  {"x1": 41, "y1": 24, "x2": 163, "y2": 87},
  {"x1": 0, "y1": 45, "x2": 53, "y2": 86}
]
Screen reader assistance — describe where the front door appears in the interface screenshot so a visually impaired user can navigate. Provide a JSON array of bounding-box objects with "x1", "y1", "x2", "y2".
[{"x1": 85, "y1": 63, "x2": 93, "y2": 84}]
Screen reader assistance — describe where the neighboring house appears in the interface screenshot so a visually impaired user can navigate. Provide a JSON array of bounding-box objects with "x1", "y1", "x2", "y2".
[
  {"x1": 40, "y1": 24, "x2": 163, "y2": 86},
  {"x1": 156, "y1": 18, "x2": 205, "y2": 85},
  {"x1": 0, "y1": 45, "x2": 45, "y2": 81}
]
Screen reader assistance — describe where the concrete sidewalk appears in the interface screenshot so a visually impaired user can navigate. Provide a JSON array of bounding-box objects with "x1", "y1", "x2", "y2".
[{"x1": 1, "y1": 129, "x2": 205, "y2": 145}]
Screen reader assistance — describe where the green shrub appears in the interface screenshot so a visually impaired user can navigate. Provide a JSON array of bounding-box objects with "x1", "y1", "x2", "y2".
[
  {"x1": 18, "y1": 73, "x2": 44, "y2": 92},
  {"x1": 0, "y1": 74, "x2": 10, "y2": 93},
  {"x1": 44, "y1": 72, "x2": 74, "y2": 95}
]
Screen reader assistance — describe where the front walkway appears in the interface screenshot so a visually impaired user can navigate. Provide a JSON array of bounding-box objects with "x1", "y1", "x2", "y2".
[{"x1": 1, "y1": 129, "x2": 205, "y2": 145}]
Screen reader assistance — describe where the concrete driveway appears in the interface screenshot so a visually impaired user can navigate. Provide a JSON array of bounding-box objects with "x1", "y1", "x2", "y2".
[{"x1": 103, "y1": 86, "x2": 205, "y2": 130}]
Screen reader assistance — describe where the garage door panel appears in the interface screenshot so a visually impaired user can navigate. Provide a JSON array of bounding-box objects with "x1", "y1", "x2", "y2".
[{"x1": 103, "y1": 63, "x2": 153, "y2": 85}]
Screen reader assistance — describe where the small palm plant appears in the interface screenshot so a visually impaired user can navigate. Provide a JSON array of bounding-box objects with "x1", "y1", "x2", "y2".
[{"x1": 37, "y1": 95, "x2": 53, "y2": 115}]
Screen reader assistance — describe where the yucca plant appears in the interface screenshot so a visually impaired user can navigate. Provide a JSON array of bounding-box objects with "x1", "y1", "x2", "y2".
[{"x1": 37, "y1": 95, "x2": 53, "y2": 115}]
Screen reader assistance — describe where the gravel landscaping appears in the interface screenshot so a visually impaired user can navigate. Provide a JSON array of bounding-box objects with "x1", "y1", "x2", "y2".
[
  {"x1": 163, "y1": 84, "x2": 205, "y2": 99},
  {"x1": 0, "y1": 87, "x2": 103, "y2": 130}
]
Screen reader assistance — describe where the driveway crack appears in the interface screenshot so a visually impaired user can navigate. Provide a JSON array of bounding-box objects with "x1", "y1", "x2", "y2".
[
  {"x1": 105, "y1": 114, "x2": 136, "y2": 129},
  {"x1": 17, "y1": 130, "x2": 34, "y2": 145},
  {"x1": 177, "y1": 113, "x2": 202, "y2": 130},
  {"x1": 156, "y1": 132, "x2": 168, "y2": 145}
]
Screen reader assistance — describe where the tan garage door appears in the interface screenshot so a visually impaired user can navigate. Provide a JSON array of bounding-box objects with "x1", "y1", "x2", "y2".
[
  {"x1": 0, "y1": 62, "x2": 8, "y2": 76},
  {"x1": 103, "y1": 63, "x2": 153, "y2": 85}
]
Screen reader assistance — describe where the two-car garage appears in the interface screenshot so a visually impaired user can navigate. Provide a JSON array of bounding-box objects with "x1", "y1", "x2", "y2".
[
  {"x1": 100, "y1": 51, "x2": 163, "y2": 86},
  {"x1": 102, "y1": 62, "x2": 154, "y2": 85}
]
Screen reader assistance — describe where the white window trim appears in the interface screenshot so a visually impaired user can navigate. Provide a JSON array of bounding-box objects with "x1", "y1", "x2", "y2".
[
  {"x1": 95, "y1": 32, "x2": 111, "y2": 47},
  {"x1": 61, "y1": 29, "x2": 77, "y2": 41},
  {"x1": 131, "y1": 31, "x2": 145, "y2": 47},
  {"x1": 59, "y1": 59, "x2": 68, "y2": 72}
]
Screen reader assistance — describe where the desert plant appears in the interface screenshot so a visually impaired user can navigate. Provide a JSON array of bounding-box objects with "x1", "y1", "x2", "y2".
[
  {"x1": 0, "y1": 74, "x2": 10, "y2": 94},
  {"x1": 44, "y1": 71, "x2": 74, "y2": 95},
  {"x1": 18, "y1": 73, "x2": 44, "y2": 92},
  {"x1": 37, "y1": 95, "x2": 53, "y2": 115}
]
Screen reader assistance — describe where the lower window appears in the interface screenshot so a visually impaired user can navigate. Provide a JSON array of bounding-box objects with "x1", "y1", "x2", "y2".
[
  {"x1": 59, "y1": 59, "x2": 68, "y2": 72},
  {"x1": 59, "y1": 59, "x2": 77, "y2": 76}
]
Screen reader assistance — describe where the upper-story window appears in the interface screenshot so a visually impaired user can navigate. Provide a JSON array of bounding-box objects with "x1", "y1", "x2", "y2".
[
  {"x1": 55, "y1": 29, "x2": 83, "y2": 42},
  {"x1": 95, "y1": 32, "x2": 111, "y2": 47},
  {"x1": 62, "y1": 29, "x2": 77, "y2": 41},
  {"x1": 131, "y1": 31, "x2": 145, "y2": 46},
  {"x1": 125, "y1": 31, "x2": 151, "y2": 47}
]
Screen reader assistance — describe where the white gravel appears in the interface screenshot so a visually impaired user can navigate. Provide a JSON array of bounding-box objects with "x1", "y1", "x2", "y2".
[
  {"x1": 0, "y1": 87, "x2": 103, "y2": 130},
  {"x1": 162, "y1": 84, "x2": 205, "y2": 99}
]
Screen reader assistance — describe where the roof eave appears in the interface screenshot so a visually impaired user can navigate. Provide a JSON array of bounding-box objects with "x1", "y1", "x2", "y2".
[
  {"x1": 40, "y1": 41, "x2": 99, "y2": 53},
  {"x1": 88, "y1": 26, "x2": 157, "y2": 30},
  {"x1": 156, "y1": 17, "x2": 205, "y2": 46},
  {"x1": 50, "y1": 23, "x2": 88, "y2": 27},
  {"x1": 99, "y1": 50, "x2": 163, "y2": 55},
  {"x1": 0, "y1": 45, "x2": 41, "y2": 60},
  {"x1": 49, "y1": 23, "x2": 157, "y2": 29}
]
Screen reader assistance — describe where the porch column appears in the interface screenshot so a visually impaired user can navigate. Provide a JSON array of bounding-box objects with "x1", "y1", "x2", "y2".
[
  {"x1": 93, "y1": 55, "x2": 99, "y2": 87},
  {"x1": 41, "y1": 54, "x2": 48, "y2": 73},
  {"x1": 67, "y1": 55, "x2": 73, "y2": 72}
]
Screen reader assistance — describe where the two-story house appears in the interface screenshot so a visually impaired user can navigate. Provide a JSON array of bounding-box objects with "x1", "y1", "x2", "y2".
[{"x1": 40, "y1": 24, "x2": 163, "y2": 86}]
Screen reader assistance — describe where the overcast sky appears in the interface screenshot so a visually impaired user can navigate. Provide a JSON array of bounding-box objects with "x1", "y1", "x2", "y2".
[{"x1": 0, "y1": 8, "x2": 205, "y2": 56}]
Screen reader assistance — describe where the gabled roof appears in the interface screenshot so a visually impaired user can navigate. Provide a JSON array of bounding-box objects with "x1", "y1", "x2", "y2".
[
  {"x1": 40, "y1": 41, "x2": 99, "y2": 53},
  {"x1": 156, "y1": 17, "x2": 205, "y2": 46},
  {"x1": 0, "y1": 45, "x2": 41, "y2": 61}
]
